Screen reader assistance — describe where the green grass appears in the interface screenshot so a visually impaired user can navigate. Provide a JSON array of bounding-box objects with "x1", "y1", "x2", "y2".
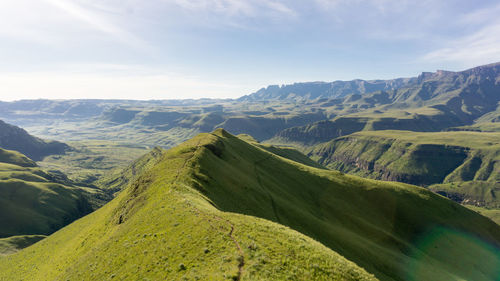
[
  {"x1": 466, "y1": 205, "x2": 500, "y2": 225},
  {"x1": 0, "y1": 179, "x2": 94, "y2": 238},
  {"x1": 429, "y1": 181, "x2": 500, "y2": 208},
  {"x1": 0, "y1": 130, "x2": 377, "y2": 281},
  {"x1": 310, "y1": 130, "x2": 500, "y2": 185},
  {"x1": 0, "y1": 148, "x2": 109, "y2": 239},
  {"x1": 188, "y1": 130, "x2": 500, "y2": 280},
  {"x1": 0, "y1": 120, "x2": 68, "y2": 161},
  {"x1": 309, "y1": 130, "x2": 500, "y2": 226},
  {"x1": 38, "y1": 140, "x2": 149, "y2": 186},
  {"x1": 2, "y1": 129, "x2": 499, "y2": 281},
  {"x1": 0, "y1": 235, "x2": 46, "y2": 255},
  {"x1": 237, "y1": 134, "x2": 325, "y2": 169},
  {"x1": 0, "y1": 148, "x2": 36, "y2": 167},
  {"x1": 429, "y1": 181, "x2": 500, "y2": 224},
  {"x1": 449, "y1": 122, "x2": 500, "y2": 132},
  {"x1": 97, "y1": 146, "x2": 165, "y2": 193},
  {"x1": 342, "y1": 130, "x2": 500, "y2": 148}
]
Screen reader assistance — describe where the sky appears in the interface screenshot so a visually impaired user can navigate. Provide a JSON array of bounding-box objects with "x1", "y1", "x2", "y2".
[{"x1": 1, "y1": 0, "x2": 500, "y2": 101}]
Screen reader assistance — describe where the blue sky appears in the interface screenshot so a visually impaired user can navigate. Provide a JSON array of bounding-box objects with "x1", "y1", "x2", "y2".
[{"x1": 1, "y1": 0, "x2": 500, "y2": 100}]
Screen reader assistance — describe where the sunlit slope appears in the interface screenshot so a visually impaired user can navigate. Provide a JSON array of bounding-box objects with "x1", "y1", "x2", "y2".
[
  {"x1": 0, "y1": 148, "x2": 36, "y2": 167},
  {"x1": 0, "y1": 131, "x2": 376, "y2": 281},
  {"x1": 0, "y1": 148, "x2": 97, "y2": 239},
  {"x1": 97, "y1": 146, "x2": 165, "y2": 192},
  {"x1": 311, "y1": 130, "x2": 500, "y2": 185},
  {"x1": 308, "y1": 130, "x2": 500, "y2": 223},
  {"x1": 184, "y1": 130, "x2": 500, "y2": 280}
]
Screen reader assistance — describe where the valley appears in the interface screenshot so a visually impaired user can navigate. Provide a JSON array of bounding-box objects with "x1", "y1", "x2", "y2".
[
  {"x1": 1, "y1": 130, "x2": 499, "y2": 280},
  {"x1": 1, "y1": 62, "x2": 500, "y2": 280}
]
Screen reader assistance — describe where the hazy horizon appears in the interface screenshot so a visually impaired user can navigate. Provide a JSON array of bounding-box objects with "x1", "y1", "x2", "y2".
[{"x1": 1, "y1": 61, "x2": 498, "y2": 102}]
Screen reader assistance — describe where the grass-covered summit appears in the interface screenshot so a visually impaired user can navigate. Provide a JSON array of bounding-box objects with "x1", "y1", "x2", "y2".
[
  {"x1": 0, "y1": 129, "x2": 376, "y2": 281},
  {"x1": 1, "y1": 129, "x2": 499, "y2": 280}
]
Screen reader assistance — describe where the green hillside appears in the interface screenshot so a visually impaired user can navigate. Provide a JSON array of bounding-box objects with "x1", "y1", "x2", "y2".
[
  {"x1": 0, "y1": 130, "x2": 376, "y2": 281},
  {"x1": 2, "y1": 130, "x2": 499, "y2": 281},
  {"x1": 310, "y1": 130, "x2": 500, "y2": 184},
  {"x1": 428, "y1": 181, "x2": 500, "y2": 225},
  {"x1": 0, "y1": 147, "x2": 109, "y2": 248},
  {"x1": 448, "y1": 122, "x2": 500, "y2": 132},
  {"x1": 97, "y1": 146, "x2": 165, "y2": 192},
  {"x1": 0, "y1": 120, "x2": 68, "y2": 161},
  {"x1": 237, "y1": 134, "x2": 325, "y2": 169},
  {"x1": 0, "y1": 148, "x2": 36, "y2": 167},
  {"x1": 270, "y1": 107, "x2": 465, "y2": 147},
  {"x1": 308, "y1": 130, "x2": 500, "y2": 224}
]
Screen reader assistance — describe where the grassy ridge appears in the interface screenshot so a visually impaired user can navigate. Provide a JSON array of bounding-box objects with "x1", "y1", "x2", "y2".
[
  {"x1": 0, "y1": 131, "x2": 376, "y2": 281},
  {"x1": 187, "y1": 130, "x2": 500, "y2": 280},
  {"x1": 2, "y1": 130, "x2": 499, "y2": 280},
  {"x1": 237, "y1": 133, "x2": 325, "y2": 169}
]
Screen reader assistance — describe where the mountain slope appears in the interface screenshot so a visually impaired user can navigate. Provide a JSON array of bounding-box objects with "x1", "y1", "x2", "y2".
[
  {"x1": 97, "y1": 146, "x2": 165, "y2": 193},
  {"x1": 0, "y1": 148, "x2": 36, "y2": 167},
  {"x1": 310, "y1": 130, "x2": 500, "y2": 185},
  {"x1": 0, "y1": 130, "x2": 376, "y2": 281},
  {"x1": 271, "y1": 109, "x2": 465, "y2": 147},
  {"x1": 2, "y1": 129, "x2": 499, "y2": 281},
  {"x1": 184, "y1": 130, "x2": 500, "y2": 280},
  {"x1": 268, "y1": 62, "x2": 500, "y2": 146},
  {"x1": 0, "y1": 148, "x2": 106, "y2": 242},
  {"x1": 308, "y1": 130, "x2": 500, "y2": 224},
  {"x1": 0, "y1": 120, "x2": 68, "y2": 161},
  {"x1": 240, "y1": 78, "x2": 415, "y2": 101}
]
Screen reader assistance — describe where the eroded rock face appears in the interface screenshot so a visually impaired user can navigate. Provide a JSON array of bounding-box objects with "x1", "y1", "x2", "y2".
[{"x1": 312, "y1": 136, "x2": 473, "y2": 186}]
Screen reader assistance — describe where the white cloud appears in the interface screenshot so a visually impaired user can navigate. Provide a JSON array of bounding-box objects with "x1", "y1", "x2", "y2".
[
  {"x1": 313, "y1": 0, "x2": 419, "y2": 13},
  {"x1": 0, "y1": 0, "x2": 150, "y2": 50},
  {"x1": 422, "y1": 24, "x2": 500, "y2": 65},
  {"x1": 169, "y1": 0, "x2": 297, "y2": 24},
  {"x1": 421, "y1": 3, "x2": 500, "y2": 66},
  {"x1": 459, "y1": 3, "x2": 500, "y2": 25},
  {"x1": 43, "y1": 0, "x2": 151, "y2": 50}
]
